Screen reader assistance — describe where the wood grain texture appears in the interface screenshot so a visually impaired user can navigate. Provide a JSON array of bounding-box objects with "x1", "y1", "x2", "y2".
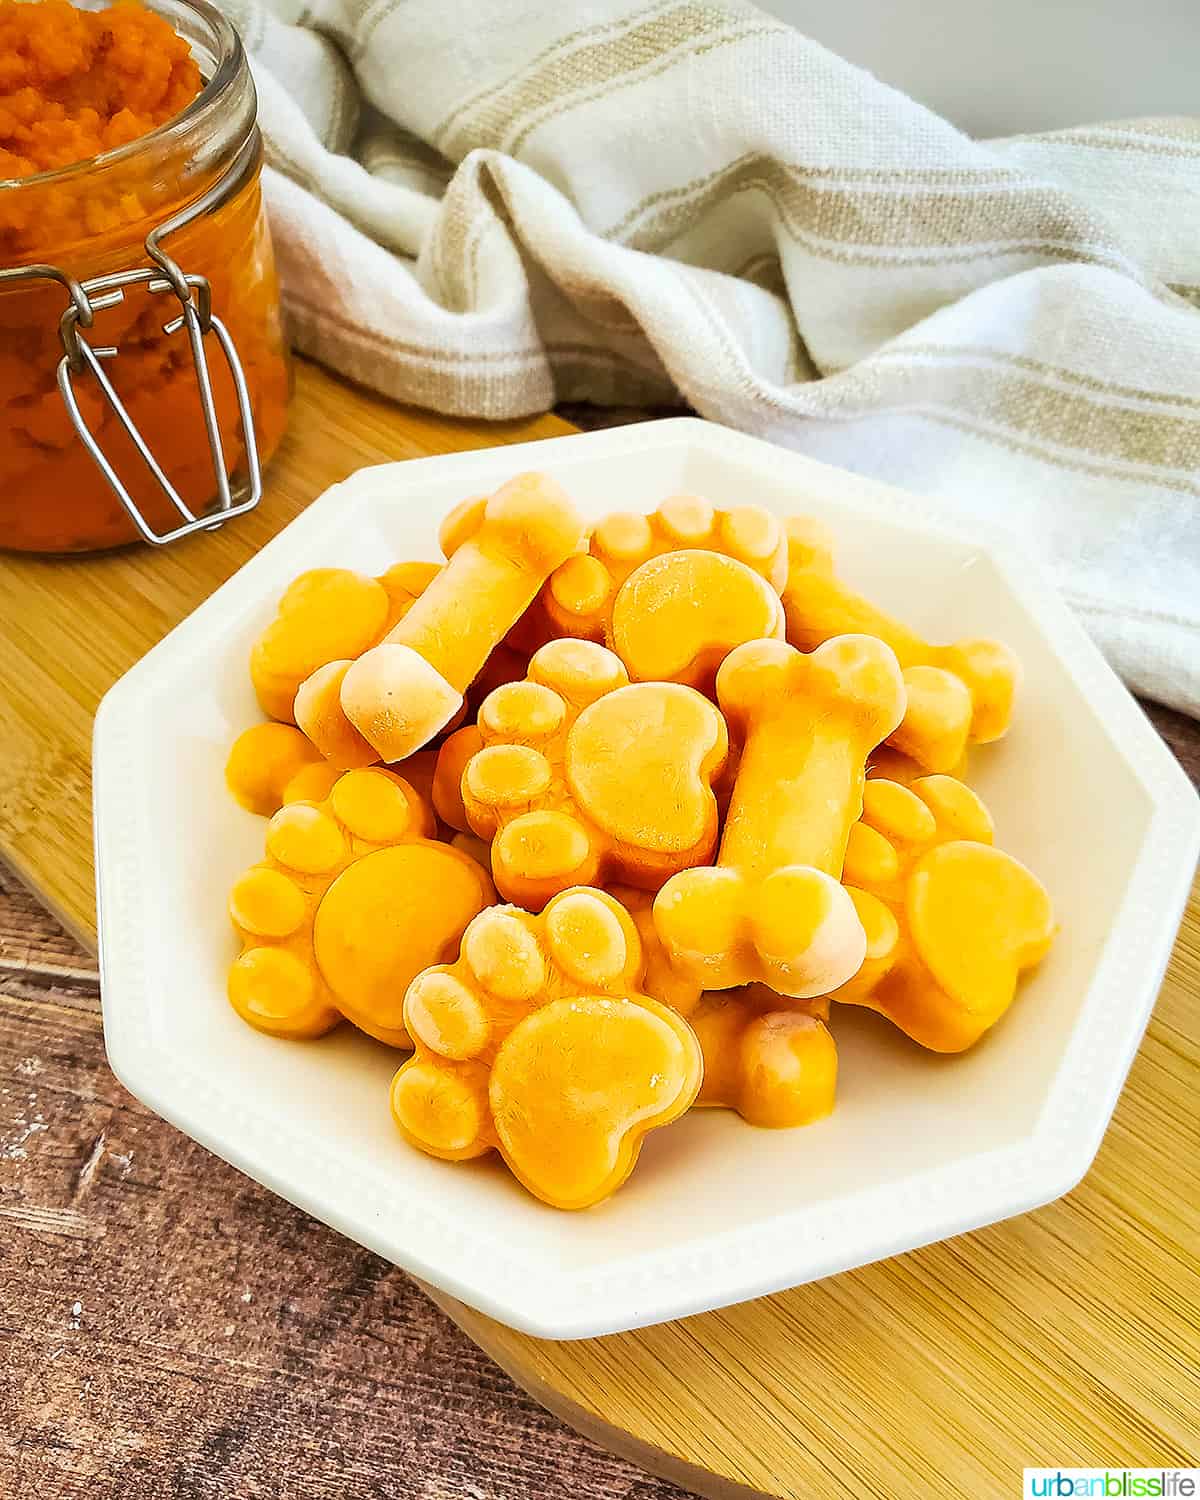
[
  {"x1": 0, "y1": 359, "x2": 573, "y2": 950},
  {"x1": 1, "y1": 365, "x2": 1196, "y2": 1499}
]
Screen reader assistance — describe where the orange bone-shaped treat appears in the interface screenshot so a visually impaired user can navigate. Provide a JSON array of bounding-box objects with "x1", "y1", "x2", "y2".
[
  {"x1": 833, "y1": 776, "x2": 1055, "y2": 1051},
  {"x1": 609, "y1": 884, "x2": 704, "y2": 1017},
  {"x1": 228, "y1": 769, "x2": 493, "y2": 1046},
  {"x1": 391, "y1": 889, "x2": 702, "y2": 1209},
  {"x1": 611, "y1": 886, "x2": 837, "y2": 1129},
  {"x1": 461, "y1": 639, "x2": 729, "y2": 906},
  {"x1": 542, "y1": 494, "x2": 789, "y2": 642},
  {"x1": 653, "y1": 635, "x2": 906, "y2": 998},
  {"x1": 295, "y1": 475, "x2": 585, "y2": 766},
  {"x1": 250, "y1": 562, "x2": 439, "y2": 723},
  {"x1": 782, "y1": 518, "x2": 1020, "y2": 771},
  {"x1": 292, "y1": 658, "x2": 379, "y2": 769},
  {"x1": 689, "y1": 986, "x2": 837, "y2": 1128}
]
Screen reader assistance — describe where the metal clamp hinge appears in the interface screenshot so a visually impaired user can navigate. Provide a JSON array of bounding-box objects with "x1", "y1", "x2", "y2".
[{"x1": 0, "y1": 131, "x2": 265, "y2": 547}]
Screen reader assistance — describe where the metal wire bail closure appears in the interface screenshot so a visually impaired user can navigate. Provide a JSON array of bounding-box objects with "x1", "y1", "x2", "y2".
[{"x1": 0, "y1": 130, "x2": 265, "y2": 548}]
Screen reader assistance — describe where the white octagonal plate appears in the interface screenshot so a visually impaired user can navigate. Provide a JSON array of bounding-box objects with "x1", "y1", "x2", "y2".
[{"x1": 94, "y1": 418, "x2": 1200, "y2": 1339}]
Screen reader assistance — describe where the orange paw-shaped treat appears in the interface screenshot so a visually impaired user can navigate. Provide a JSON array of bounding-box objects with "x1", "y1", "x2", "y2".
[
  {"x1": 387, "y1": 748, "x2": 439, "y2": 820},
  {"x1": 391, "y1": 889, "x2": 702, "y2": 1209},
  {"x1": 276, "y1": 758, "x2": 345, "y2": 808},
  {"x1": 228, "y1": 769, "x2": 493, "y2": 1046},
  {"x1": 782, "y1": 518, "x2": 1020, "y2": 771},
  {"x1": 543, "y1": 495, "x2": 789, "y2": 640},
  {"x1": 610, "y1": 549, "x2": 785, "y2": 692},
  {"x1": 249, "y1": 562, "x2": 439, "y2": 723},
  {"x1": 225, "y1": 726, "x2": 439, "y2": 826},
  {"x1": 461, "y1": 639, "x2": 729, "y2": 906},
  {"x1": 538, "y1": 496, "x2": 787, "y2": 691},
  {"x1": 295, "y1": 474, "x2": 585, "y2": 765},
  {"x1": 450, "y1": 830, "x2": 492, "y2": 871},
  {"x1": 833, "y1": 776, "x2": 1055, "y2": 1051},
  {"x1": 689, "y1": 986, "x2": 837, "y2": 1128},
  {"x1": 653, "y1": 635, "x2": 906, "y2": 998},
  {"x1": 868, "y1": 742, "x2": 967, "y2": 789},
  {"x1": 226, "y1": 722, "x2": 329, "y2": 816}
]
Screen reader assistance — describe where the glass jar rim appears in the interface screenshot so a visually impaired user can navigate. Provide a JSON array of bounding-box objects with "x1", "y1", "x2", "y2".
[{"x1": 0, "y1": 0, "x2": 247, "y2": 193}]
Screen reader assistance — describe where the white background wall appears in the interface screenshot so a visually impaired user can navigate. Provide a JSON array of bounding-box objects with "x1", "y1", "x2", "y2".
[{"x1": 758, "y1": 0, "x2": 1199, "y2": 136}]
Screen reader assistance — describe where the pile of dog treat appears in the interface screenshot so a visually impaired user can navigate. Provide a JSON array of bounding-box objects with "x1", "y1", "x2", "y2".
[{"x1": 224, "y1": 474, "x2": 1055, "y2": 1210}]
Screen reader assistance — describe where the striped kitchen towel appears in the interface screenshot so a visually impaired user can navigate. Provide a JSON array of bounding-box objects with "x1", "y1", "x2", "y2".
[{"x1": 219, "y1": 0, "x2": 1200, "y2": 715}]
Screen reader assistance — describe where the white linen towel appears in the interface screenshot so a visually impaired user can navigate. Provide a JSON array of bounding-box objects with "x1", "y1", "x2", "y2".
[{"x1": 218, "y1": 0, "x2": 1200, "y2": 714}]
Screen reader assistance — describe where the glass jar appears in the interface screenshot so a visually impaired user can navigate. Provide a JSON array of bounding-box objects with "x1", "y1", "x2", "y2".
[{"x1": 0, "y1": 0, "x2": 290, "y2": 552}]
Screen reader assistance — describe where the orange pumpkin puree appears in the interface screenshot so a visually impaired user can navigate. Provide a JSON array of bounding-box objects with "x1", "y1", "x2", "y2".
[
  {"x1": 0, "y1": 0, "x2": 289, "y2": 552},
  {"x1": 0, "y1": 0, "x2": 202, "y2": 180}
]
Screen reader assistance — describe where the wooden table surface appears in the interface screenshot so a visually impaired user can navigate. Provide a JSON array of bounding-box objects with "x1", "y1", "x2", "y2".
[{"x1": 2, "y1": 364, "x2": 1197, "y2": 1499}]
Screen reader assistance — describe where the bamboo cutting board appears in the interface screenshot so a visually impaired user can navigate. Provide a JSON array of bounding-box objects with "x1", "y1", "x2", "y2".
[{"x1": 1, "y1": 358, "x2": 1196, "y2": 1500}]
